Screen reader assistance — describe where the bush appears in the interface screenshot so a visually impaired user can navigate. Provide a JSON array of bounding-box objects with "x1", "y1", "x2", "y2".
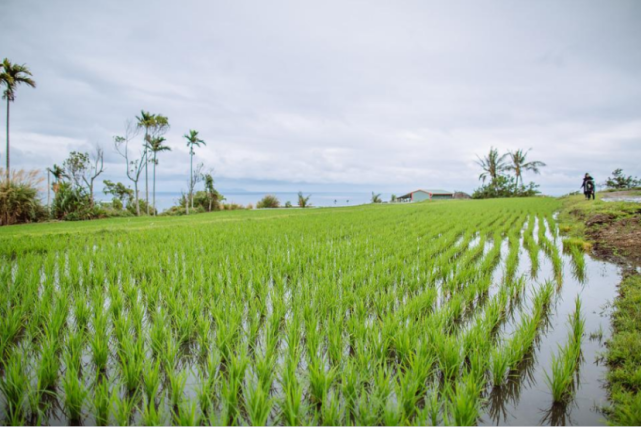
[
  {"x1": 179, "y1": 191, "x2": 222, "y2": 212},
  {"x1": 126, "y1": 198, "x2": 156, "y2": 216},
  {"x1": 0, "y1": 169, "x2": 47, "y2": 226},
  {"x1": 256, "y1": 194, "x2": 280, "y2": 209},
  {"x1": 51, "y1": 182, "x2": 95, "y2": 220},
  {"x1": 472, "y1": 175, "x2": 540, "y2": 199},
  {"x1": 221, "y1": 203, "x2": 246, "y2": 211}
]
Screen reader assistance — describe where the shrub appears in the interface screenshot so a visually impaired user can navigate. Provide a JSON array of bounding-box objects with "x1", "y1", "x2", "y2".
[
  {"x1": 222, "y1": 203, "x2": 246, "y2": 211},
  {"x1": 0, "y1": 169, "x2": 47, "y2": 226},
  {"x1": 51, "y1": 182, "x2": 94, "y2": 220},
  {"x1": 257, "y1": 195, "x2": 280, "y2": 209},
  {"x1": 472, "y1": 175, "x2": 539, "y2": 199}
]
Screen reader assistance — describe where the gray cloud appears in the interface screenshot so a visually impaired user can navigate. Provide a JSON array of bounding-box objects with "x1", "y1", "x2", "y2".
[{"x1": 1, "y1": 0, "x2": 640, "y2": 196}]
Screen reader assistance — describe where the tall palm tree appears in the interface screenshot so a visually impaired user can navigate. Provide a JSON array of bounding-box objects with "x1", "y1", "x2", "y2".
[
  {"x1": 505, "y1": 148, "x2": 546, "y2": 188},
  {"x1": 0, "y1": 59, "x2": 36, "y2": 181},
  {"x1": 136, "y1": 110, "x2": 155, "y2": 214},
  {"x1": 184, "y1": 130, "x2": 205, "y2": 214},
  {"x1": 147, "y1": 136, "x2": 171, "y2": 214},
  {"x1": 476, "y1": 147, "x2": 507, "y2": 188}
]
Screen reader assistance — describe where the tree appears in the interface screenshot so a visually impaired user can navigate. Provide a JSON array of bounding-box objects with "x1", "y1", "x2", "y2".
[
  {"x1": 47, "y1": 164, "x2": 69, "y2": 197},
  {"x1": 183, "y1": 130, "x2": 206, "y2": 214},
  {"x1": 81, "y1": 147, "x2": 105, "y2": 207},
  {"x1": 505, "y1": 148, "x2": 546, "y2": 189},
  {"x1": 202, "y1": 172, "x2": 223, "y2": 212},
  {"x1": 147, "y1": 136, "x2": 171, "y2": 214},
  {"x1": 103, "y1": 180, "x2": 134, "y2": 209},
  {"x1": 391, "y1": 194, "x2": 397, "y2": 202},
  {"x1": 136, "y1": 111, "x2": 169, "y2": 215},
  {"x1": 476, "y1": 147, "x2": 507, "y2": 189},
  {"x1": 0, "y1": 59, "x2": 36, "y2": 181},
  {"x1": 371, "y1": 192, "x2": 382, "y2": 203},
  {"x1": 604, "y1": 168, "x2": 641, "y2": 190},
  {"x1": 61, "y1": 148, "x2": 104, "y2": 206},
  {"x1": 114, "y1": 120, "x2": 145, "y2": 216},
  {"x1": 297, "y1": 191, "x2": 311, "y2": 208}
]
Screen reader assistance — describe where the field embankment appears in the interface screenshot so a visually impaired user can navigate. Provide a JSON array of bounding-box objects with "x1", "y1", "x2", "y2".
[{"x1": 559, "y1": 194, "x2": 641, "y2": 425}]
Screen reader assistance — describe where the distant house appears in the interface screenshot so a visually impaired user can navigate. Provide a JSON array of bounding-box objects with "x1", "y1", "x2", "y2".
[{"x1": 397, "y1": 189, "x2": 454, "y2": 202}]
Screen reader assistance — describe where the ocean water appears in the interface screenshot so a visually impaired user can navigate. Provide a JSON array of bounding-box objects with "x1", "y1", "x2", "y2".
[{"x1": 96, "y1": 191, "x2": 386, "y2": 212}]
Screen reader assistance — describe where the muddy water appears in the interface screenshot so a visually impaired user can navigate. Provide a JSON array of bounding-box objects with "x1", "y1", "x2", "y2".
[{"x1": 480, "y1": 219, "x2": 620, "y2": 426}]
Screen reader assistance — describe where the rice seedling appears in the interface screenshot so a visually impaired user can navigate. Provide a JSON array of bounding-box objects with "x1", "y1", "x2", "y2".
[
  {"x1": 61, "y1": 362, "x2": 87, "y2": 422},
  {"x1": 92, "y1": 378, "x2": 111, "y2": 426},
  {"x1": 0, "y1": 350, "x2": 29, "y2": 422},
  {"x1": 140, "y1": 396, "x2": 164, "y2": 426},
  {"x1": 544, "y1": 296, "x2": 584, "y2": 404},
  {"x1": 112, "y1": 388, "x2": 139, "y2": 426}
]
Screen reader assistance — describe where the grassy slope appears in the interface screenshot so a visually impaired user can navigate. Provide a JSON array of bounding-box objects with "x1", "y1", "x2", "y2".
[{"x1": 558, "y1": 194, "x2": 641, "y2": 425}]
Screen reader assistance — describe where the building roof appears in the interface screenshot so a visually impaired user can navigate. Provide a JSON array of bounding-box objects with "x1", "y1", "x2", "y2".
[{"x1": 398, "y1": 189, "x2": 453, "y2": 199}]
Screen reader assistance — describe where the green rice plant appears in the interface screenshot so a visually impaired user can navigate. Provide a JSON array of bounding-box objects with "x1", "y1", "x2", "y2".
[
  {"x1": 92, "y1": 378, "x2": 111, "y2": 426},
  {"x1": 117, "y1": 335, "x2": 145, "y2": 393},
  {"x1": 65, "y1": 328, "x2": 84, "y2": 372},
  {"x1": 173, "y1": 400, "x2": 200, "y2": 426},
  {"x1": 545, "y1": 297, "x2": 584, "y2": 403},
  {"x1": 37, "y1": 332, "x2": 60, "y2": 391},
  {"x1": 279, "y1": 359, "x2": 304, "y2": 426},
  {"x1": 490, "y1": 346, "x2": 511, "y2": 387},
  {"x1": 245, "y1": 381, "x2": 273, "y2": 425},
  {"x1": 89, "y1": 329, "x2": 109, "y2": 373},
  {"x1": 61, "y1": 362, "x2": 87, "y2": 422},
  {"x1": 569, "y1": 245, "x2": 586, "y2": 282},
  {"x1": 140, "y1": 397, "x2": 164, "y2": 426},
  {"x1": 0, "y1": 350, "x2": 28, "y2": 422},
  {"x1": 74, "y1": 293, "x2": 90, "y2": 332},
  {"x1": 320, "y1": 391, "x2": 342, "y2": 426},
  {"x1": 112, "y1": 388, "x2": 139, "y2": 426},
  {"x1": 142, "y1": 359, "x2": 162, "y2": 403},
  {"x1": 168, "y1": 368, "x2": 188, "y2": 408},
  {"x1": 443, "y1": 376, "x2": 481, "y2": 426},
  {"x1": 0, "y1": 308, "x2": 24, "y2": 362},
  {"x1": 545, "y1": 347, "x2": 577, "y2": 403},
  {"x1": 436, "y1": 334, "x2": 462, "y2": 382},
  {"x1": 308, "y1": 357, "x2": 337, "y2": 406}
]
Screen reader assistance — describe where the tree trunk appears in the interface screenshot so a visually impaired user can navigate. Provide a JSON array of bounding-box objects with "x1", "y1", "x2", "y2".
[
  {"x1": 187, "y1": 153, "x2": 193, "y2": 214},
  {"x1": 144, "y1": 131, "x2": 149, "y2": 215},
  {"x1": 153, "y1": 152, "x2": 157, "y2": 215},
  {"x1": 134, "y1": 182, "x2": 140, "y2": 216},
  {"x1": 5, "y1": 98, "x2": 10, "y2": 182},
  {"x1": 47, "y1": 171, "x2": 50, "y2": 207}
]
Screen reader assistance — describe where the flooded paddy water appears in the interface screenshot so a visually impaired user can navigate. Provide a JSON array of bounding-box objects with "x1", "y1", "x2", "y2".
[
  {"x1": 0, "y1": 200, "x2": 626, "y2": 425},
  {"x1": 479, "y1": 223, "x2": 619, "y2": 425}
]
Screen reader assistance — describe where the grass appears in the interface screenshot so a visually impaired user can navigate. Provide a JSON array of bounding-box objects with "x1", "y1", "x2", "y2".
[
  {"x1": 605, "y1": 274, "x2": 641, "y2": 425},
  {"x1": 559, "y1": 194, "x2": 641, "y2": 424}
]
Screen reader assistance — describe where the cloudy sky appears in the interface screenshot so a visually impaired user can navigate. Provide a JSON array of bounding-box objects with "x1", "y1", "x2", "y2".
[{"x1": 1, "y1": 0, "x2": 640, "y2": 197}]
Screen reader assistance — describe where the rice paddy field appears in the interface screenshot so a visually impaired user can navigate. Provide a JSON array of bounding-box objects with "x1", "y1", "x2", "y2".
[{"x1": 0, "y1": 198, "x2": 620, "y2": 425}]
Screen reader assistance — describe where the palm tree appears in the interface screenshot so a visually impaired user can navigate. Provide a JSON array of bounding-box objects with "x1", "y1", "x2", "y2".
[
  {"x1": 147, "y1": 136, "x2": 171, "y2": 214},
  {"x1": 297, "y1": 191, "x2": 311, "y2": 208},
  {"x1": 371, "y1": 192, "x2": 382, "y2": 203},
  {"x1": 505, "y1": 149, "x2": 546, "y2": 188},
  {"x1": 136, "y1": 110, "x2": 155, "y2": 214},
  {"x1": 184, "y1": 130, "x2": 205, "y2": 214},
  {"x1": 0, "y1": 59, "x2": 36, "y2": 181},
  {"x1": 476, "y1": 147, "x2": 507, "y2": 188}
]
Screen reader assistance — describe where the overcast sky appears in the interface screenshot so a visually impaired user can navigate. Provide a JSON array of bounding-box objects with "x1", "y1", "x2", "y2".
[{"x1": 1, "y1": 0, "x2": 640, "y2": 196}]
